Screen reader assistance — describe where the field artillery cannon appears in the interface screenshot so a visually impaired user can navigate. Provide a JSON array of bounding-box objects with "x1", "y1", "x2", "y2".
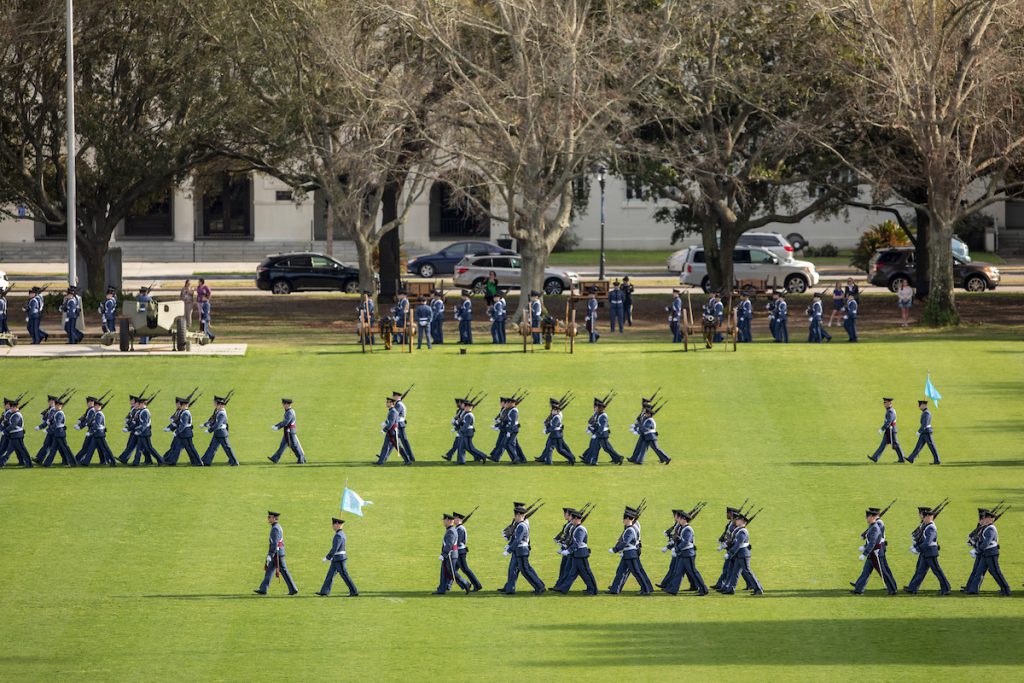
[{"x1": 101, "y1": 298, "x2": 210, "y2": 352}]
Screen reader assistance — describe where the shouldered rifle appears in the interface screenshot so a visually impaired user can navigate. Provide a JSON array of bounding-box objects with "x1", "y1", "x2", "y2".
[
  {"x1": 968, "y1": 503, "x2": 1010, "y2": 544},
  {"x1": 863, "y1": 499, "x2": 897, "y2": 538},
  {"x1": 503, "y1": 498, "x2": 543, "y2": 539},
  {"x1": 401, "y1": 384, "x2": 415, "y2": 400},
  {"x1": 461, "y1": 506, "x2": 480, "y2": 523},
  {"x1": 146, "y1": 389, "x2": 162, "y2": 406},
  {"x1": 20, "y1": 398, "x2": 34, "y2": 412},
  {"x1": 554, "y1": 503, "x2": 590, "y2": 544},
  {"x1": 912, "y1": 498, "x2": 950, "y2": 541}
]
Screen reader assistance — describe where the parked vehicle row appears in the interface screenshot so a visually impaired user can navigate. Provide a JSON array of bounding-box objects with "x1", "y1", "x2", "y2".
[
  {"x1": 867, "y1": 247, "x2": 1000, "y2": 292},
  {"x1": 678, "y1": 246, "x2": 820, "y2": 293}
]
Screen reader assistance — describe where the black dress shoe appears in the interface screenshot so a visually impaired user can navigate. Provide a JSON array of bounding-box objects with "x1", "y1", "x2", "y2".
[
  {"x1": 288, "y1": 590, "x2": 299, "y2": 596},
  {"x1": 253, "y1": 590, "x2": 266, "y2": 595},
  {"x1": 533, "y1": 588, "x2": 546, "y2": 595},
  {"x1": 315, "y1": 592, "x2": 328, "y2": 597}
]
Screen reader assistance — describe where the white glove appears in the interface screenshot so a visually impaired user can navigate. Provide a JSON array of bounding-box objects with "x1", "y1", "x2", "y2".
[
  {"x1": 970, "y1": 549, "x2": 977, "y2": 558},
  {"x1": 608, "y1": 548, "x2": 614, "y2": 554},
  {"x1": 74, "y1": 425, "x2": 81, "y2": 430},
  {"x1": 858, "y1": 545, "x2": 865, "y2": 553},
  {"x1": 559, "y1": 550, "x2": 569, "y2": 556},
  {"x1": 671, "y1": 549, "x2": 678, "y2": 557},
  {"x1": 502, "y1": 550, "x2": 510, "y2": 557},
  {"x1": 34, "y1": 426, "x2": 41, "y2": 431},
  {"x1": 910, "y1": 546, "x2": 919, "y2": 555},
  {"x1": 438, "y1": 555, "x2": 443, "y2": 561},
  {"x1": 122, "y1": 428, "x2": 128, "y2": 432},
  {"x1": 322, "y1": 558, "x2": 328, "y2": 563},
  {"x1": 858, "y1": 554, "x2": 866, "y2": 561},
  {"x1": 878, "y1": 428, "x2": 883, "y2": 434},
  {"x1": 661, "y1": 546, "x2": 669, "y2": 553},
  {"x1": 272, "y1": 425, "x2": 279, "y2": 431},
  {"x1": 724, "y1": 554, "x2": 729, "y2": 560},
  {"x1": 163, "y1": 427, "x2": 171, "y2": 432},
  {"x1": 266, "y1": 555, "x2": 272, "y2": 565},
  {"x1": 717, "y1": 543, "x2": 725, "y2": 552},
  {"x1": 663, "y1": 530, "x2": 670, "y2": 538}
]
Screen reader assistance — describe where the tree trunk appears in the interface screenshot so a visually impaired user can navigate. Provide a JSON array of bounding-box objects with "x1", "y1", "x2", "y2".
[
  {"x1": 515, "y1": 227, "x2": 553, "y2": 319},
  {"x1": 913, "y1": 207, "x2": 930, "y2": 300},
  {"x1": 352, "y1": 232, "x2": 378, "y2": 294},
  {"x1": 325, "y1": 202, "x2": 335, "y2": 257},
  {"x1": 378, "y1": 182, "x2": 402, "y2": 304},
  {"x1": 77, "y1": 212, "x2": 114, "y2": 295},
  {"x1": 922, "y1": 216, "x2": 959, "y2": 326}
]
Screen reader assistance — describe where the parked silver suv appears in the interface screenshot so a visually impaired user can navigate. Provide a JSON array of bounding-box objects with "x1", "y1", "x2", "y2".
[
  {"x1": 453, "y1": 255, "x2": 580, "y2": 295},
  {"x1": 680, "y1": 247, "x2": 820, "y2": 293}
]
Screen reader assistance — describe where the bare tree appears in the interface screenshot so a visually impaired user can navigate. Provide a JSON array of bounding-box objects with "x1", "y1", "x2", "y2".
[
  {"x1": 634, "y1": 0, "x2": 855, "y2": 292},
  {"x1": 188, "y1": 0, "x2": 443, "y2": 292},
  {"x1": 818, "y1": 0, "x2": 1024, "y2": 325},
  {"x1": 0, "y1": 0, "x2": 223, "y2": 293},
  {"x1": 397, "y1": 0, "x2": 667, "y2": 315}
]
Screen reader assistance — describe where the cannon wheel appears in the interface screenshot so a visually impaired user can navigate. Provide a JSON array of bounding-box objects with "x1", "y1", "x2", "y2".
[
  {"x1": 118, "y1": 318, "x2": 131, "y2": 352},
  {"x1": 174, "y1": 316, "x2": 188, "y2": 352}
]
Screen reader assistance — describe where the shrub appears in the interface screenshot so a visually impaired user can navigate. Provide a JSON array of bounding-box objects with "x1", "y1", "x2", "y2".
[
  {"x1": 850, "y1": 221, "x2": 911, "y2": 271},
  {"x1": 552, "y1": 229, "x2": 581, "y2": 253},
  {"x1": 804, "y1": 243, "x2": 839, "y2": 257}
]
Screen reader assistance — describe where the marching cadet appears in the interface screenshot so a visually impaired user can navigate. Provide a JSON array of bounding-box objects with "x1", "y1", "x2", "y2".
[
  {"x1": 500, "y1": 503, "x2": 546, "y2": 594},
  {"x1": 661, "y1": 508, "x2": 708, "y2": 595},
  {"x1": 415, "y1": 297, "x2": 433, "y2": 350},
  {"x1": 807, "y1": 292, "x2": 831, "y2": 343},
  {"x1": 392, "y1": 391, "x2": 415, "y2": 463},
  {"x1": 0, "y1": 397, "x2": 9, "y2": 463},
  {"x1": 130, "y1": 395, "x2": 165, "y2": 466},
  {"x1": 430, "y1": 290, "x2": 445, "y2": 345},
  {"x1": 496, "y1": 395, "x2": 525, "y2": 464},
  {"x1": 907, "y1": 400, "x2": 940, "y2": 465},
  {"x1": 317, "y1": 518, "x2": 359, "y2": 597},
  {"x1": 842, "y1": 291, "x2": 858, "y2": 342},
  {"x1": 442, "y1": 397, "x2": 465, "y2": 462},
  {"x1": 586, "y1": 289, "x2": 600, "y2": 343},
  {"x1": 357, "y1": 291, "x2": 376, "y2": 346},
  {"x1": 202, "y1": 394, "x2": 238, "y2": 466},
  {"x1": 629, "y1": 404, "x2": 671, "y2": 465},
  {"x1": 868, "y1": 397, "x2": 906, "y2": 463},
  {"x1": 453, "y1": 511, "x2": 482, "y2": 592},
  {"x1": 78, "y1": 395, "x2": 115, "y2": 466},
  {"x1": 608, "y1": 281, "x2": 625, "y2": 333},
  {"x1": 536, "y1": 397, "x2": 576, "y2": 465},
  {"x1": 59, "y1": 286, "x2": 84, "y2": 344},
  {"x1": 582, "y1": 398, "x2": 624, "y2": 465},
  {"x1": 116, "y1": 395, "x2": 141, "y2": 464},
  {"x1": 737, "y1": 292, "x2": 753, "y2": 343},
  {"x1": 719, "y1": 511, "x2": 764, "y2": 595},
  {"x1": 607, "y1": 507, "x2": 653, "y2": 595},
  {"x1": 434, "y1": 513, "x2": 470, "y2": 594},
  {"x1": 40, "y1": 396, "x2": 77, "y2": 467},
  {"x1": 392, "y1": 290, "x2": 409, "y2": 345},
  {"x1": 26, "y1": 286, "x2": 48, "y2": 344},
  {"x1": 628, "y1": 398, "x2": 652, "y2": 463},
  {"x1": 255, "y1": 511, "x2": 298, "y2": 595},
  {"x1": 488, "y1": 397, "x2": 511, "y2": 462},
  {"x1": 529, "y1": 290, "x2": 543, "y2": 345},
  {"x1": 375, "y1": 396, "x2": 410, "y2": 465},
  {"x1": 163, "y1": 396, "x2": 203, "y2": 466},
  {"x1": 99, "y1": 287, "x2": 117, "y2": 336},
  {"x1": 621, "y1": 276, "x2": 635, "y2": 326},
  {"x1": 555, "y1": 507, "x2": 576, "y2": 587},
  {"x1": 965, "y1": 509, "x2": 1011, "y2": 596},
  {"x1": 456, "y1": 290, "x2": 473, "y2": 344},
  {"x1": 72, "y1": 394, "x2": 99, "y2": 464},
  {"x1": 455, "y1": 397, "x2": 489, "y2": 465},
  {"x1": 905, "y1": 507, "x2": 951, "y2": 594},
  {"x1": 773, "y1": 292, "x2": 789, "y2": 343},
  {"x1": 554, "y1": 509, "x2": 598, "y2": 595},
  {"x1": 269, "y1": 398, "x2": 306, "y2": 464},
  {"x1": 851, "y1": 507, "x2": 898, "y2": 595},
  {"x1": 712, "y1": 507, "x2": 755, "y2": 591},
  {"x1": 668, "y1": 290, "x2": 683, "y2": 343},
  {"x1": 491, "y1": 291, "x2": 507, "y2": 344},
  {"x1": 33, "y1": 394, "x2": 58, "y2": 465},
  {"x1": 0, "y1": 397, "x2": 33, "y2": 467},
  {"x1": 766, "y1": 292, "x2": 778, "y2": 340}
]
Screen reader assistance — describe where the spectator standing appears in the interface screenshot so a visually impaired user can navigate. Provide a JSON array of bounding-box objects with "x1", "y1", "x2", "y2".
[
  {"x1": 896, "y1": 280, "x2": 914, "y2": 327},
  {"x1": 484, "y1": 272, "x2": 499, "y2": 306},
  {"x1": 180, "y1": 280, "x2": 195, "y2": 329},
  {"x1": 828, "y1": 281, "x2": 845, "y2": 327}
]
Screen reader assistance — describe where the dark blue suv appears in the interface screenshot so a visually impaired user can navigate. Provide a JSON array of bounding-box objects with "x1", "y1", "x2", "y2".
[{"x1": 406, "y1": 241, "x2": 514, "y2": 277}]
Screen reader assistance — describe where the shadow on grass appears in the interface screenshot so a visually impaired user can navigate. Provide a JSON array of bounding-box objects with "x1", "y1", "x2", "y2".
[
  {"x1": 523, "y1": 616, "x2": 1024, "y2": 666},
  {"x1": 788, "y1": 461, "x2": 880, "y2": 467},
  {"x1": 941, "y1": 460, "x2": 1024, "y2": 468}
]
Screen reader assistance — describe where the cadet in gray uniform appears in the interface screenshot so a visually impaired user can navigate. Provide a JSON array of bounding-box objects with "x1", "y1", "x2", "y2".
[
  {"x1": 661, "y1": 508, "x2": 708, "y2": 595},
  {"x1": 443, "y1": 398, "x2": 465, "y2": 461},
  {"x1": 536, "y1": 398, "x2": 576, "y2": 465},
  {"x1": 456, "y1": 290, "x2": 473, "y2": 344},
  {"x1": 455, "y1": 398, "x2": 489, "y2": 465},
  {"x1": 40, "y1": 397, "x2": 77, "y2": 467},
  {"x1": 431, "y1": 290, "x2": 445, "y2": 345},
  {"x1": 488, "y1": 397, "x2": 511, "y2": 462},
  {"x1": 202, "y1": 395, "x2": 239, "y2": 466},
  {"x1": 667, "y1": 290, "x2": 683, "y2": 343},
  {"x1": 554, "y1": 509, "x2": 598, "y2": 595},
  {"x1": 965, "y1": 509, "x2": 1011, "y2": 596},
  {"x1": 530, "y1": 291, "x2": 543, "y2": 344},
  {"x1": 317, "y1": 518, "x2": 358, "y2": 597},
  {"x1": 0, "y1": 398, "x2": 33, "y2": 467},
  {"x1": 392, "y1": 392, "x2": 416, "y2": 463},
  {"x1": 78, "y1": 396, "x2": 115, "y2": 466},
  {"x1": 255, "y1": 511, "x2": 298, "y2": 595},
  {"x1": 712, "y1": 507, "x2": 740, "y2": 590},
  {"x1": 607, "y1": 507, "x2": 653, "y2": 595},
  {"x1": 491, "y1": 292, "x2": 507, "y2": 344},
  {"x1": 906, "y1": 400, "x2": 940, "y2": 464},
  {"x1": 116, "y1": 395, "x2": 141, "y2": 464},
  {"x1": 554, "y1": 507, "x2": 575, "y2": 587},
  {"x1": 629, "y1": 405, "x2": 670, "y2": 465},
  {"x1": 375, "y1": 397, "x2": 409, "y2": 465},
  {"x1": 583, "y1": 399, "x2": 624, "y2": 465},
  {"x1": 496, "y1": 396, "x2": 525, "y2": 464},
  {"x1": 72, "y1": 395, "x2": 98, "y2": 464},
  {"x1": 269, "y1": 398, "x2": 306, "y2": 463},
  {"x1": 737, "y1": 292, "x2": 753, "y2": 342},
  {"x1": 415, "y1": 297, "x2": 433, "y2": 349},
  {"x1": 851, "y1": 507, "x2": 898, "y2": 594},
  {"x1": 905, "y1": 507, "x2": 951, "y2": 594},
  {"x1": 163, "y1": 396, "x2": 203, "y2": 466},
  {"x1": 33, "y1": 395, "x2": 58, "y2": 465},
  {"x1": 719, "y1": 511, "x2": 763, "y2": 595},
  {"x1": 500, "y1": 504, "x2": 546, "y2": 594},
  {"x1": 608, "y1": 282, "x2": 624, "y2": 333},
  {"x1": 434, "y1": 513, "x2": 470, "y2": 594},
  {"x1": 453, "y1": 511, "x2": 482, "y2": 591},
  {"x1": 868, "y1": 397, "x2": 906, "y2": 463},
  {"x1": 130, "y1": 396, "x2": 165, "y2": 466}
]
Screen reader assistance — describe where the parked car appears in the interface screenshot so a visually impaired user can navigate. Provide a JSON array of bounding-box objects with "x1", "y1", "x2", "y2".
[
  {"x1": 736, "y1": 232, "x2": 797, "y2": 261},
  {"x1": 452, "y1": 254, "x2": 580, "y2": 295},
  {"x1": 256, "y1": 253, "x2": 363, "y2": 294},
  {"x1": 0, "y1": 270, "x2": 9, "y2": 292},
  {"x1": 867, "y1": 247, "x2": 999, "y2": 292},
  {"x1": 666, "y1": 247, "x2": 692, "y2": 273},
  {"x1": 406, "y1": 241, "x2": 515, "y2": 278},
  {"x1": 680, "y1": 247, "x2": 820, "y2": 293}
]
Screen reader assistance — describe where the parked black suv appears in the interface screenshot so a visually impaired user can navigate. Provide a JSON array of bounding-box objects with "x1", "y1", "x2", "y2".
[
  {"x1": 867, "y1": 247, "x2": 1000, "y2": 292},
  {"x1": 256, "y1": 253, "x2": 362, "y2": 294}
]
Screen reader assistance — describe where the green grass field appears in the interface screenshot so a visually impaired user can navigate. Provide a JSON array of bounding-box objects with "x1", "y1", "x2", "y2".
[{"x1": 3, "y1": 339, "x2": 1023, "y2": 681}]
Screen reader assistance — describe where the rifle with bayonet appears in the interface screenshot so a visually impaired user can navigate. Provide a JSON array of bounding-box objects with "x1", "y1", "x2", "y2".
[
  {"x1": 967, "y1": 501, "x2": 1009, "y2": 545},
  {"x1": 461, "y1": 506, "x2": 480, "y2": 524},
  {"x1": 503, "y1": 499, "x2": 543, "y2": 541},
  {"x1": 554, "y1": 503, "x2": 593, "y2": 545},
  {"x1": 862, "y1": 499, "x2": 897, "y2": 538},
  {"x1": 400, "y1": 384, "x2": 415, "y2": 400},
  {"x1": 718, "y1": 498, "x2": 749, "y2": 543},
  {"x1": 912, "y1": 498, "x2": 950, "y2": 542}
]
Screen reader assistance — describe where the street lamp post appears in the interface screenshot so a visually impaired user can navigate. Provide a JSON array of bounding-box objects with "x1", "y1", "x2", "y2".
[
  {"x1": 597, "y1": 167, "x2": 606, "y2": 281},
  {"x1": 65, "y1": 0, "x2": 77, "y2": 288}
]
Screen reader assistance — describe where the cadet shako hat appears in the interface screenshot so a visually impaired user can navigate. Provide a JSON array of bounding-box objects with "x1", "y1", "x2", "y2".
[
  {"x1": 977, "y1": 508, "x2": 991, "y2": 517},
  {"x1": 813, "y1": 292, "x2": 821, "y2": 298},
  {"x1": 734, "y1": 512, "x2": 749, "y2": 522},
  {"x1": 513, "y1": 506, "x2": 528, "y2": 515},
  {"x1": 981, "y1": 511, "x2": 996, "y2": 520},
  {"x1": 175, "y1": 397, "x2": 188, "y2": 405},
  {"x1": 30, "y1": 286, "x2": 41, "y2": 293},
  {"x1": 866, "y1": 507, "x2": 881, "y2": 516},
  {"x1": 530, "y1": 290, "x2": 540, "y2": 297},
  {"x1": 562, "y1": 506, "x2": 574, "y2": 513},
  {"x1": 442, "y1": 513, "x2": 454, "y2": 520},
  {"x1": 918, "y1": 400, "x2": 928, "y2": 406},
  {"x1": 452, "y1": 512, "x2": 465, "y2": 519},
  {"x1": 332, "y1": 518, "x2": 344, "y2": 525},
  {"x1": 726, "y1": 506, "x2": 740, "y2": 514},
  {"x1": 882, "y1": 397, "x2": 894, "y2": 402},
  {"x1": 281, "y1": 398, "x2": 293, "y2": 404},
  {"x1": 917, "y1": 506, "x2": 932, "y2": 515},
  {"x1": 391, "y1": 391, "x2": 403, "y2": 398},
  {"x1": 268, "y1": 511, "x2": 280, "y2": 517},
  {"x1": 47, "y1": 394, "x2": 59, "y2": 402},
  {"x1": 570, "y1": 510, "x2": 583, "y2": 520},
  {"x1": 461, "y1": 289, "x2": 471, "y2": 297},
  {"x1": 513, "y1": 501, "x2": 527, "y2": 509}
]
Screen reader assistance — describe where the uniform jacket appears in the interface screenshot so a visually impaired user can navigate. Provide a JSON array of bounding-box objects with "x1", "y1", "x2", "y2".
[
  {"x1": 492, "y1": 299, "x2": 507, "y2": 321},
  {"x1": 268, "y1": 522, "x2": 286, "y2": 557},
  {"x1": 669, "y1": 297, "x2": 682, "y2": 321},
  {"x1": 382, "y1": 406, "x2": 398, "y2": 434},
  {"x1": 530, "y1": 299, "x2": 542, "y2": 323},
  {"x1": 776, "y1": 300, "x2": 788, "y2": 320},
  {"x1": 441, "y1": 526, "x2": 459, "y2": 559},
  {"x1": 101, "y1": 298, "x2": 116, "y2": 319},
  {"x1": 674, "y1": 525, "x2": 696, "y2": 557},
  {"x1": 568, "y1": 524, "x2": 591, "y2": 558},
  {"x1": 325, "y1": 530, "x2": 348, "y2": 561},
  {"x1": 395, "y1": 298, "x2": 409, "y2": 321},
  {"x1": 395, "y1": 400, "x2": 407, "y2": 428},
  {"x1": 587, "y1": 298, "x2": 598, "y2": 320},
  {"x1": 881, "y1": 407, "x2": 898, "y2": 434},
  {"x1": 608, "y1": 289, "x2": 624, "y2": 306},
  {"x1": 6, "y1": 411, "x2": 25, "y2": 436},
  {"x1": 415, "y1": 303, "x2": 433, "y2": 325},
  {"x1": 545, "y1": 412, "x2": 564, "y2": 438},
  {"x1": 713, "y1": 300, "x2": 724, "y2": 322},
  {"x1": 459, "y1": 411, "x2": 476, "y2": 438},
  {"x1": 275, "y1": 408, "x2": 298, "y2": 431},
  {"x1": 613, "y1": 524, "x2": 640, "y2": 559},
  {"x1": 980, "y1": 525, "x2": 1000, "y2": 557},
  {"x1": 505, "y1": 407, "x2": 520, "y2": 435},
  {"x1": 640, "y1": 416, "x2": 658, "y2": 442},
  {"x1": 845, "y1": 299, "x2": 858, "y2": 318},
  {"x1": 863, "y1": 520, "x2": 884, "y2": 551},
  {"x1": 77, "y1": 406, "x2": 96, "y2": 431},
  {"x1": 594, "y1": 413, "x2": 611, "y2": 439},
  {"x1": 90, "y1": 411, "x2": 107, "y2": 437},
  {"x1": 511, "y1": 519, "x2": 531, "y2": 556},
  {"x1": 915, "y1": 522, "x2": 939, "y2": 557},
  {"x1": 134, "y1": 407, "x2": 153, "y2": 437},
  {"x1": 727, "y1": 527, "x2": 751, "y2": 558},
  {"x1": 458, "y1": 299, "x2": 472, "y2": 321},
  {"x1": 738, "y1": 299, "x2": 753, "y2": 321},
  {"x1": 209, "y1": 409, "x2": 229, "y2": 438},
  {"x1": 431, "y1": 298, "x2": 445, "y2": 321},
  {"x1": 918, "y1": 409, "x2": 933, "y2": 435},
  {"x1": 48, "y1": 409, "x2": 68, "y2": 437},
  {"x1": 175, "y1": 409, "x2": 194, "y2": 438},
  {"x1": 0, "y1": 296, "x2": 7, "y2": 320},
  {"x1": 810, "y1": 300, "x2": 823, "y2": 321},
  {"x1": 455, "y1": 524, "x2": 469, "y2": 552},
  {"x1": 37, "y1": 406, "x2": 55, "y2": 430}
]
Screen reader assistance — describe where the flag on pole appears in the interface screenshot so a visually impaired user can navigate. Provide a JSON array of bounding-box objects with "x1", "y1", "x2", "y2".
[
  {"x1": 925, "y1": 373, "x2": 942, "y2": 408},
  {"x1": 341, "y1": 487, "x2": 373, "y2": 517}
]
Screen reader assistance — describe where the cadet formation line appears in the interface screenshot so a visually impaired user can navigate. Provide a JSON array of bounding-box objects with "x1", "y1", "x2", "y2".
[{"x1": 254, "y1": 501, "x2": 1013, "y2": 598}]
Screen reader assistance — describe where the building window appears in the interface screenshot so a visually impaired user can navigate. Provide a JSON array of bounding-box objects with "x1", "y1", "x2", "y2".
[
  {"x1": 1006, "y1": 201, "x2": 1024, "y2": 230},
  {"x1": 275, "y1": 190, "x2": 294, "y2": 201},
  {"x1": 429, "y1": 179, "x2": 489, "y2": 239},
  {"x1": 624, "y1": 176, "x2": 650, "y2": 202},
  {"x1": 124, "y1": 192, "x2": 173, "y2": 239},
  {"x1": 196, "y1": 172, "x2": 253, "y2": 239}
]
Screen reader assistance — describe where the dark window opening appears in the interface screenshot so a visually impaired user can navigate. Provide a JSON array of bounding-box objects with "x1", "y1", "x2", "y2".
[
  {"x1": 124, "y1": 193, "x2": 173, "y2": 239},
  {"x1": 429, "y1": 180, "x2": 490, "y2": 238},
  {"x1": 197, "y1": 173, "x2": 253, "y2": 239}
]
